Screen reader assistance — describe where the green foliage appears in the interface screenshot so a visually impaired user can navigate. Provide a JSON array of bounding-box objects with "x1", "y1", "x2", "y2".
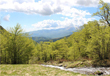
[
  {"x1": 30, "y1": 20, "x2": 110, "y2": 67},
  {"x1": 1, "y1": 0, "x2": 110, "y2": 66},
  {"x1": 92, "y1": 0, "x2": 110, "y2": 26},
  {"x1": 1, "y1": 20, "x2": 110, "y2": 67},
  {"x1": 0, "y1": 24, "x2": 35, "y2": 64}
]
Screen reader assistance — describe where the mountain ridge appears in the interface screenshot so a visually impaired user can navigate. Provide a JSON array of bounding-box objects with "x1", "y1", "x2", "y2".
[
  {"x1": 32, "y1": 35, "x2": 71, "y2": 42},
  {"x1": 29, "y1": 26, "x2": 76, "y2": 38}
]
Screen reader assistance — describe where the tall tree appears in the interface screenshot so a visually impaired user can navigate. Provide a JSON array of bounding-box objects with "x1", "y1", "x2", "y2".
[
  {"x1": 0, "y1": 24, "x2": 35, "y2": 64},
  {"x1": 92, "y1": 0, "x2": 110, "y2": 26}
]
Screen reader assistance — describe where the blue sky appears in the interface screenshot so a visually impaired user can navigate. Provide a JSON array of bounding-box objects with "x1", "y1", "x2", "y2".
[{"x1": 0, "y1": 0, "x2": 109, "y2": 32}]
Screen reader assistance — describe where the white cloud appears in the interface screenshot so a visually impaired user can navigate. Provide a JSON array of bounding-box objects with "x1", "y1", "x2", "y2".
[
  {"x1": 30, "y1": 17, "x2": 95, "y2": 31},
  {"x1": 3, "y1": 14, "x2": 10, "y2": 21},
  {"x1": 1, "y1": 0, "x2": 109, "y2": 32},
  {"x1": 58, "y1": 0, "x2": 110, "y2": 7},
  {"x1": 0, "y1": 0, "x2": 63, "y2": 15},
  {"x1": 58, "y1": 5, "x2": 91, "y2": 17},
  {"x1": 13, "y1": 0, "x2": 34, "y2": 3},
  {"x1": 0, "y1": 0, "x2": 34, "y2": 4},
  {"x1": 76, "y1": 0, "x2": 98, "y2": 7},
  {"x1": 0, "y1": 0, "x2": 109, "y2": 16}
]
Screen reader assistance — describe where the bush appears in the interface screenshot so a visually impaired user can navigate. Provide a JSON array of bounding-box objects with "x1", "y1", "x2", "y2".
[{"x1": 92, "y1": 59, "x2": 110, "y2": 67}]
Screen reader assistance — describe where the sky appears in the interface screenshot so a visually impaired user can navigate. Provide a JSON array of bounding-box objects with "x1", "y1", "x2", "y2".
[{"x1": 0, "y1": 0, "x2": 110, "y2": 32}]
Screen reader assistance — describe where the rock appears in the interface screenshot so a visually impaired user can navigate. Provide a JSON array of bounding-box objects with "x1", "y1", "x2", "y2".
[
  {"x1": 42, "y1": 64, "x2": 110, "y2": 75},
  {"x1": 94, "y1": 71, "x2": 103, "y2": 75},
  {"x1": 98, "y1": 72, "x2": 103, "y2": 75},
  {"x1": 64, "y1": 65, "x2": 67, "y2": 68},
  {"x1": 59, "y1": 64, "x2": 63, "y2": 67}
]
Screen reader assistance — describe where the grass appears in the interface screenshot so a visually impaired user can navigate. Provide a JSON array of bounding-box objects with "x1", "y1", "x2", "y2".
[{"x1": 0, "y1": 64, "x2": 88, "y2": 76}]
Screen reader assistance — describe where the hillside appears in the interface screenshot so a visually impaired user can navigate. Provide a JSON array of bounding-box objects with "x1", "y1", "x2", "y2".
[
  {"x1": 0, "y1": 25, "x2": 4, "y2": 30},
  {"x1": 32, "y1": 37, "x2": 51, "y2": 42},
  {"x1": 29, "y1": 26, "x2": 76, "y2": 38},
  {"x1": 0, "y1": 25, "x2": 7, "y2": 34},
  {"x1": 32, "y1": 35, "x2": 70, "y2": 42}
]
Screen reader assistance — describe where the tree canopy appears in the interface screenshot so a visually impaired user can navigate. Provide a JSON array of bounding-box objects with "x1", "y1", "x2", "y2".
[
  {"x1": 92, "y1": 0, "x2": 110, "y2": 26},
  {"x1": 0, "y1": 0, "x2": 110, "y2": 67},
  {"x1": 0, "y1": 24, "x2": 35, "y2": 64}
]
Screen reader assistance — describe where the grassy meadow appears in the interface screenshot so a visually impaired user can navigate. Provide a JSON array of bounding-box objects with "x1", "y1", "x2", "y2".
[{"x1": 0, "y1": 64, "x2": 88, "y2": 76}]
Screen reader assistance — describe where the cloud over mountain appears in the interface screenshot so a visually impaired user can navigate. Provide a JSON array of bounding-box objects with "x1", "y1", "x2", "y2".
[
  {"x1": 1, "y1": 0, "x2": 109, "y2": 32},
  {"x1": 30, "y1": 17, "x2": 94, "y2": 31}
]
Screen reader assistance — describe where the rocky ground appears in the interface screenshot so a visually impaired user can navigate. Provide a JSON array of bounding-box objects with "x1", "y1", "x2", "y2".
[{"x1": 42, "y1": 64, "x2": 110, "y2": 75}]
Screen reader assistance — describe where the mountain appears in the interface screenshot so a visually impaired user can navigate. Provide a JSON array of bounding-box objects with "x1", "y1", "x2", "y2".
[
  {"x1": 32, "y1": 35, "x2": 70, "y2": 43},
  {"x1": 32, "y1": 37, "x2": 51, "y2": 42},
  {"x1": 0, "y1": 25, "x2": 4, "y2": 30},
  {"x1": 0, "y1": 25, "x2": 7, "y2": 34},
  {"x1": 29, "y1": 26, "x2": 76, "y2": 38}
]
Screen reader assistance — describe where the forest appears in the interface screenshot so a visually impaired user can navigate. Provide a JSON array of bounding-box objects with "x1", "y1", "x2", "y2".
[{"x1": 0, "y1": 0, "x2": 110, "y2": 67}]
